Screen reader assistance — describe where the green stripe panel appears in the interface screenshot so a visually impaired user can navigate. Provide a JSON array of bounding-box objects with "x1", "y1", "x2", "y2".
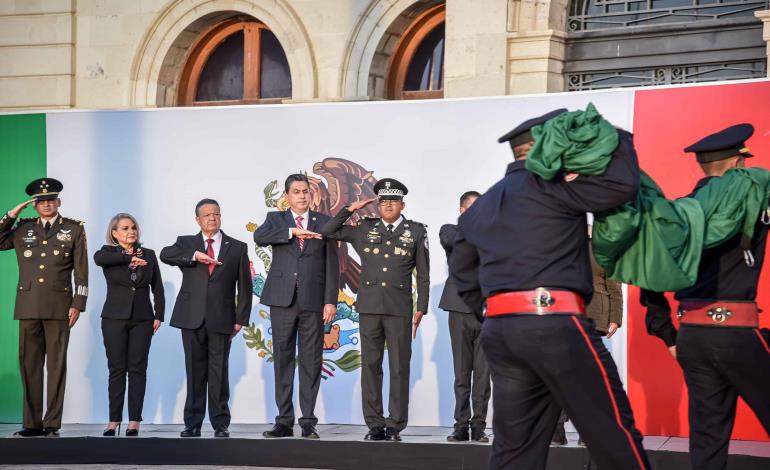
[{"x1": 0, "y1": 114, "x2": 46, "y2": 422}]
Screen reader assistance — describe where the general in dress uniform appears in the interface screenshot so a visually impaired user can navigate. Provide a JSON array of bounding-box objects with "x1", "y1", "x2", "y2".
[
  {"x1": 320, "y1": 178, "x2": 429, "y2": 442},
  {"x1": 0, "y1": 178, "x2": 88, "y2": 437}
]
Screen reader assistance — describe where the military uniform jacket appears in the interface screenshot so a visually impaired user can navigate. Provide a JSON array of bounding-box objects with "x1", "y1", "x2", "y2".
[
  {"x1": 0, "y1": 212, "x2": 88, "y2": 319},
  {"x1": 320, "y1": 207, "x2": 429, "y2": 316},
  {"x1": 586, "y1": 244, "x2": 622, "y2": 333}
]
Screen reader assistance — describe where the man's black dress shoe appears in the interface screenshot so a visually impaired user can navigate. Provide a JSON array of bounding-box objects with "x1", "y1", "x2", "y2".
[
  {"x1": 447, "y1": 425, "x2": 469, "y2": 442},
  {"x1": 364, "y1": 426, "x2": 387, "y2": 441},
  {"x1": 43, "y1": 427, "x2": 60, "y2": 437},
  {"x1": 13, "y1": 428, "x2": 45, "y2": 437},
  {"x1": 471, "y1": 426, "x2": 489, "y2": 443},
  {"x1": 180, "y1": 426, "x2": 201, "y2": 437},
  {"x1": 262, "y1": 423, "x2": 293, "y2": 438},
  {"x1": 301, "y1": 425, "x2": 319, "y2": 439},
  {"x1": 214, "y1": 426, "x2": 230, "y2": 438},
  {"x1": 385, "y1": 427, "x2": 402, "y2": 442}
]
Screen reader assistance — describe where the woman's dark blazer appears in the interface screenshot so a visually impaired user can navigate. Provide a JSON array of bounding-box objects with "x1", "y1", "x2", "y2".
[{"x1": 94, "y1": 245, "x2": 165, "y2": 321}]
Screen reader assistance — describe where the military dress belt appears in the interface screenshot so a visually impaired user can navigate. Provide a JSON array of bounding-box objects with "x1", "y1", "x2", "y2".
[
  {"x1": 677, "y1": 299, "x2": 759, "y2": 328},
  {"x1": 485, "y1": 288, "x2": 586, "y2": 317}
]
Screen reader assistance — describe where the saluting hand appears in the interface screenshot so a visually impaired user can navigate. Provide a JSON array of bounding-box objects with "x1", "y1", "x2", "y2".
[
  {"x1": 129, "y1": 257, "x2": 148, "y2": 268},
  {"x1": 412, "y1": 311, "x2": 424, "y2": 339},
  {"x1": 68, "y1": 308, "x2": 80, "y2": 328},
  {"x1": 323, "y1": 304, "x2": 336, "y2": 325},
  {"x1": 348, "y1": 198, "x2": 378, "y2": 212},
  {"x1": 292, "y1": 228, "x2": 323, "y2": 240},
  {"x1": 194, "y1": 251, "x2": 222, "y2": 265},
  {"x1": 8, "y1": 199, "x2": 35, "y2": 218}
]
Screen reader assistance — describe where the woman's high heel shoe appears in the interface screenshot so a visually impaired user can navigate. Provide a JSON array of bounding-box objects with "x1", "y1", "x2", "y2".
[
  {"x1": 103, "y1": 423, "x2": 120, "y2": 437},
  {"x1": 125, "y1": 428, "x2": 139, "y2": 436}
]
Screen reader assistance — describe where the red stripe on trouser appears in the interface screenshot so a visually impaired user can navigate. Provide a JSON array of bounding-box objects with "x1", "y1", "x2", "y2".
[
  {"x1": 570, "y1": 316, "x2": 647, "y2": 470},
  {"x1": 755, "y1": 329, "x2": 770, "y2": 355}
]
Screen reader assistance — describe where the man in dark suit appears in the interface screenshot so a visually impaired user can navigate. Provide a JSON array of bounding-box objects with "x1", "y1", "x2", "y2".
[
  {"x1": 0, "y1": 178, "x2": 88, "y2": 437},
  {"x1": 253, "y1": 174, "x2": 339, "y2": 439},
  {"x1": 320, "y1": 178, "x2": 429, "y2": 442},
  {"x1": 439, "y1": 190, "x2": 490, "y2": 443},
  {"x1": 160, "y1": 198, "x2": 251, "y2": 438}
]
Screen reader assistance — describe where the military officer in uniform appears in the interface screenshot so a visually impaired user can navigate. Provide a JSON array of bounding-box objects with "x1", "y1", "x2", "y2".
[
  {"x1": 644, "y1": 124, "x2": 770, "y2": 470},
  {"x1": 0, "y1": 178, "x2": 88, "y2": 437},
  {"x1": 439, "y1": 190, "x2": 491, "y2": 443},
  {"x1": 450, "y1": 110, "x2": 651, "y2": 469},
  {"x1": 320, "y1": 178, "x2": 429, "y2": 442}
]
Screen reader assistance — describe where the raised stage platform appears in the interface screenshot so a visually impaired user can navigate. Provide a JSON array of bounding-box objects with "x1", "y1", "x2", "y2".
[{"x1": 0, "y1": 424, "x2": 768, "y2": 469}]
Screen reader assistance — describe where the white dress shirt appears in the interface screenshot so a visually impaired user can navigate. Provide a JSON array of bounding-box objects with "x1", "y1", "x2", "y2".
[
  {"x1": 200, "y1": 230, "x2": 223, "y2": 259},
  {"x1": 382, "y1": 215, "x2": 404, "y2": 232},
  {"x1": 288, "y1": 209, "x2": 310, "y2": 239}
]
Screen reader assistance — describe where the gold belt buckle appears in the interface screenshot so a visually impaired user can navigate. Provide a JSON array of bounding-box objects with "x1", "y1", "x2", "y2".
[
  {"x1": 707, "y1": 306, "x2": 732, "y2": 323},
  {"x1": 531, "y1": 287, "x2": 555, "y2": 314}
]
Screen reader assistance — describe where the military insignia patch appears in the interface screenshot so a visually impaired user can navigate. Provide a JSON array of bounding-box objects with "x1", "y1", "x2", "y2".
[
  {"x1": 56, "y1": 230, "x2": 72, "y2": 242},
  {"x1": 23, "y1": 250, "x2": 32, "y2": 258}
]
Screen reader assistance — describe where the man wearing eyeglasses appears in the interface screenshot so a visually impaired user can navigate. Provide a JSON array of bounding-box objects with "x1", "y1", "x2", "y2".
[{"x1": 320, "y1": 178, "x2": 429, "y2": 442}]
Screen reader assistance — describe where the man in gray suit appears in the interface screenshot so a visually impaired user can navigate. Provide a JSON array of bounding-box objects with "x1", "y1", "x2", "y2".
[
  {"x1": 253, "y1": 174, "x2": 339, "y2": 439},
  {"x1": 439, "y1": 190, "x2": 490, "y2": 443},
  {"x1": 320, "y1": 178, "x2": 429, "y2": 442}
]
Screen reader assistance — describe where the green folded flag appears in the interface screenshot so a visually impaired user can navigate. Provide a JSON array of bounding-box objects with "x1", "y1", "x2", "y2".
[
  {"x1": 526, "y1": 102, "x2": 619, "y2": 180},
  {"x1": 592, "y1": 168, "x2": 770, "y2": 292}
]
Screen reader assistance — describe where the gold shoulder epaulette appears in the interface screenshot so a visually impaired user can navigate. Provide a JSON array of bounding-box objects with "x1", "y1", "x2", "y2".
[{"x1": 62, "y1": 217, "x2": 85, "y2": 225}]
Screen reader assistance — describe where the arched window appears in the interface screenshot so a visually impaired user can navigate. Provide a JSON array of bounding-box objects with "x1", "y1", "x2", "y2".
[
  {"x1": 387, "y1": 4, "x2": 445, "y2": 100},
  {"x1": 177, "y1": 18, "x2": 292, "y2": 106}
]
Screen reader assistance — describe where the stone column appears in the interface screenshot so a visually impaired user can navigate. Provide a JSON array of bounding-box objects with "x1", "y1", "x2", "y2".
[
  {"x1": 756, "y1": 10, "x2": 770, "y2": 74},
  {"x1": 505, "y1": 0, "x2": 568, "y2": 94}
]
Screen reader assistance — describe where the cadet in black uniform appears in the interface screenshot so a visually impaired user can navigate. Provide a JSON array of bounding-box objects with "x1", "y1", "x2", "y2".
[
  {"x1": 450, "y1": 110, "x2": 651, "y2": 469},
  {"x1": 0, "y1": 178, "x2": 88, "y2": 437},
  {"x1": 439, "y1": 190, "x2": 491, "y2": 443},
  {"x1": 320, "y1": 178, "x2": 429, "y2": 442},
  {"x1": 644, "y1": 124, "x2": 770, "y2": 470}
]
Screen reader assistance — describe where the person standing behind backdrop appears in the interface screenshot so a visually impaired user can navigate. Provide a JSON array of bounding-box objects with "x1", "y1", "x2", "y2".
[
  {"x1": 439, "y1": 190, "x2": 490, "y2": 443},
  {"x1": 94, "y1": 213, "x2": 164, "y2": 437}
]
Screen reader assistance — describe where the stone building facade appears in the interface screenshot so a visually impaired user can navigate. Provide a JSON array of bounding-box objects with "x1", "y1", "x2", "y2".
[{"x1": 1, "y1": 0, "x2": 768, "y2": 111}]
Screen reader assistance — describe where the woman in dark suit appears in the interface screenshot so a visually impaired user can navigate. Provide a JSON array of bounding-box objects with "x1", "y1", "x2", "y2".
[{"x1": 94, "y1": 213, "x2": 164, "y2": 436}]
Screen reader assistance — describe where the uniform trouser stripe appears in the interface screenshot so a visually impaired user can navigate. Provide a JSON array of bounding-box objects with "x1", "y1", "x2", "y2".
[
  {"x1": 570, "y1": 316, "x2": 647, "y2": 470},
  {"x1": 754, "y1": 329, "x2": 770, "y2": 355}
]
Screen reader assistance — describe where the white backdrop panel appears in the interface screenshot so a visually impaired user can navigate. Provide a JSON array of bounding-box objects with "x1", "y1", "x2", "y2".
[{"x1": 46, "y1": 90, "x2": 635, "y2": 424}]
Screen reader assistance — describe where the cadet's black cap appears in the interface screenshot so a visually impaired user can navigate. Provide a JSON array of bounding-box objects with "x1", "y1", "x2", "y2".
[
  {"x1": 25, "y1": 178, "x2": 63, "y2": 201},
  {"x1": 374, "y1": 178, "x2": 408, "y2": 200},
  {"x1": 684, "y1": 123, "x2": 754, "y2": 163},
  {"x1": 498, "y1": 108, "x2": 568, "y2": 148}
]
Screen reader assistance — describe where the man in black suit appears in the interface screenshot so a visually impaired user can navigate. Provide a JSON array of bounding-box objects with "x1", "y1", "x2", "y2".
[
  {"x1": 160, "y1": 198, "x2": 252, "y2": 438},
  {"x1": 439, "y1": 190, "x2": 490, "y2": 443},
  {"x1": 253, "y1": 174, "x2": 339, "y2": 439}
]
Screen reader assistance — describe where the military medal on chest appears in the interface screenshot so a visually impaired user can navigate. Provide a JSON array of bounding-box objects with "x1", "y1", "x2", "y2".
[{"x1": 56, "y1": 229, "x2": 72, "y2": 242}]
